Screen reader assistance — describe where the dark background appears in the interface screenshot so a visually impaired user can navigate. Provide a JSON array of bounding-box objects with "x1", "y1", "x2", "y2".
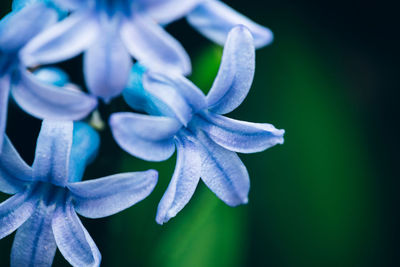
[{"x1": 1, "y1": 0, "x2": 399, "y2": 266}]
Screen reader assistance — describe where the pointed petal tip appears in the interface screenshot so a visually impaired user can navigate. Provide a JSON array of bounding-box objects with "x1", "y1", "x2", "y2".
[{"x1": 255, "y1": 26, "x2": 274, "y2": 48}]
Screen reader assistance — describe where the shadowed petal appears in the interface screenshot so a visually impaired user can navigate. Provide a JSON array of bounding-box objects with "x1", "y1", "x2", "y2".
[
  {"x1": 32, "y1": 121, "x2": 73, "y2": 186},
  {"x1": 206, "y1": 25, "x2": 255, "y2": 115},
  {"x1": 21, "y1": 12, "x2": 100, "y2": 66},
  {"x1": 123, "y1": 64, "x2": 156, "y2": 114},
  {"x1": 12, "y1": 69, "x2": 97, "y2": 120},
  {"x1": 195, "y1": 112, "x2": 285, "y2": 153},
  {"x1": 144, "y1": 72, "x2": 207, "y2": 124},
  {"x1": 110, "y1": 113, "x2": 180, "y2": 161},
  {"x1": 0, "y1": 137, "x2": 32, "y2": 194},
  {"x1": 52, "y1": 201, "x2": 101, "y2": 267},
  {"x1": 195, "y1": 131, "x2": 250, "y2": 206},
  {"x1": 0, "y1": 3, "x2": 57, "y2": 52},
  {"x1": 84, "y1": 34, "x2": 132, "y2": 101},
  {"x1": 120, "y1": 16, "x2": 191, "y2": 75},
  {"x1": 69, "y1": 170, "x2": 158, "y2": 218},
  {"x1": 10, "y1": 200, "x2": 57, "y2": 267},
  {"x1": 0, "y1": 189, "x2": 38, "y2": 239},
  {"x1": 140, "y1": 0, "x2": 202, "y2": 24},
  {"x1": 156, "y1": 132, "x2": 201, "y2": 224},
  {"x1": 187, "y1": 0, "x2": 273, "y2": 48},
  {"x1": 0, "y1": 75, "x2": 10, "y2": 151},
  {"x1": 69, "y1": 122, "x2": 100, "y2": 183}
]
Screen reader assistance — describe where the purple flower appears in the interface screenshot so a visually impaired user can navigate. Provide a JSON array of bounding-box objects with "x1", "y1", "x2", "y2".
[
  {"x1": 110, "y1": 26, "x2": 284, "y2": 224},
  {"x1": 0, "y1": 2, "x2": 97, "y2": 151},
  {"x1": 0, "y1": 121, "x2": 158, "y2": 266}
]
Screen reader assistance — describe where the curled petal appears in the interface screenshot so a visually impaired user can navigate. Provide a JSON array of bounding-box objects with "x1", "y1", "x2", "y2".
[
  {"x1": 0, "y1": 3, "x2": 57, "y2": 52},
  {"x1": 52, "y1": 201, "x2": 101, "y2": 267},
  {"x1": 21, "y1": 12, "x2": 100, "y2": 66},
  {"x1": 122, "y1": 64, "x2": 155, "y2": 114},
  {"x1": 12, "y1": 69, "x2": 97, "y2": 120},
  {"x1": 84, "y1": 34, "x2": 132, "y2": 101},
  {"x1": 0, "y1": 137, "x2": 32, "y2": 194},
  {"x1": 195, "y1": 112, "x2": 285, "y2": 153},
  {"x1": 195, "y1": 131, "x2": 250, "y2": 206},
  {"x1": 187, "y1": 0, "x2": 273, "y2": 48},
  {"x1": 0, "y1": 75, "x2": 10, "y2": 152},
  {"x1": 32, "y1": 120, "x2": 73, "y2": 186},
  {"x1": 144, "y1": 72, "x2": 207, "y2": 124},
  {"x1": 110, "y1": 113, "x2": 180, "y2": 162},
  {"x1": 140, "y1": 0, "x2": 202, "y2": 24},
  {"x1": 120, "y1": 16, "x2": 191, "y2": 75},
  {"x1": 156, "y1": 132, "x2": 201, "y2": 224},
  {"x1": 0, "y1": 189, "x2": 38, "y2": 239},
  {"x1": 10, "y1": 201, "x2": 57, "y2": 267},
  {"x1": 206, "y1": 25, "x2": 255, "y2": 114},
  {"x1": 69, "y1": 122, "x2": 100, "y2": 183},
  {"x1": 69, "y1": 170, "x2": 158, "y2": 218}
]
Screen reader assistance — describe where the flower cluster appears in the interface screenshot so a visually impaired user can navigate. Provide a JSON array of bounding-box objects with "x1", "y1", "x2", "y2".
[{"x1": 0, "y1": 0, "x2": 284, "y2": 266}]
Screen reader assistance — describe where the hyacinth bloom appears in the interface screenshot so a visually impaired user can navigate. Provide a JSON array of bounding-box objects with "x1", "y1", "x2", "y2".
[
  {"x1": 0, "y1": 121, "x2": 158, "y2": 266},
  {"x1": 20, "y1": 0, "x2": 273, "y2": 101},
  {"x1": 110, "y1": 26, "x2": 284, "y2": 224},
  {"x1": 0, "y1": 2, "x2": 97, "y2": 151}
]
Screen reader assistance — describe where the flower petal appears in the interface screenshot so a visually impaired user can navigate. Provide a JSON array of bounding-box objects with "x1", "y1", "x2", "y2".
[
  {"x1": 69, "y1": 122, "x2": 100, "y2": 183},
  {"x1": 84, "y1": 34, "x2": 132, "y2": 101},
  {"x1": 187, "y1": 0, "x2": 273, "y2": 48},
  {"x1": 0, "y1": 75, "x2": 10, "y2": 152},
  {"x1": 144, "y1": 71, "x2": 207, "y2": 125},
  {"x1": 0, "y1": 136, "x2": 32, "y2": 194},
  {"x1": 69, "y1": 170, "x2": 158, "y2": 219},
  {"x1": 120, "y1": 16, "x2": 191, "y2": 75},
  {"x1": 32, "y1": 120, "x2": 73, "y2": 186},
  {"x1": 0, "y1": 3, "x2": 57, "y2": 52},
  {"x1": 195, "y1": 131, "x2": 249, "y2": 206},
  {"x1": 10, "y1": 200, "x2": 57, "y2": 267},
  {"x1": 0, "y1": 189, "x2": 38, "y2": 239},
  {"x1": 122, "y1": 64, "x2": 155, "y2": 114},
  {"x1": 21, "y1": 12, "x2": 100, "y2": 66},
  {"x1": 156, "y1": 132, "x2": 201, "y2": 224},
  {"x1": 52, "y1": 201, "x2": 101, "y2": 267},
  {"x1": 206, "y1": 25, "x2": 255, "y2": 114},
  {"x1": 140, "y1": 0, "x2": 202, "y2": 24},
  {"x1": 110, "y1": 113, "x2": 180, "y2": 162},
  {"x1": 52, "y1": 0, "x2": 90, "y2": 10},
  {"x1": 195, "y1": 112, "x2": 285, "y2": 153},
  {"x1": 12, "y1": 69, "x2": 97, "y2": 120}
]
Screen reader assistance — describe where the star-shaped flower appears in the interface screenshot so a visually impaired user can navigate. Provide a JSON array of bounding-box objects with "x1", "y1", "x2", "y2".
[
  {"x1": 0, "y1": 121, "x2": 158, "y2": 266},
  {"x1": 20, "y1": 0, "x2": 273, "y2": 101},
  {"x1": 110, "y1": 26, "x2": 284, "y2": 224},
  {"x1": 0, "y1": 2, "x2": 96, "y2": 151}
]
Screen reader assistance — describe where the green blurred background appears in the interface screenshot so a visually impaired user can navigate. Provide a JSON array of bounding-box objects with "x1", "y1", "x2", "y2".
[{"x1": 1, "y1": 0, "x2": 398, "y2": 266}]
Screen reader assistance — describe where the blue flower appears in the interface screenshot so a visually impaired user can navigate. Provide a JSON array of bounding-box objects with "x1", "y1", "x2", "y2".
[
  {"x1": 20, "y1": 0, "x2": 273, "y2": 101},
  {"x1": 0, "y1": 120, "x2": 158, "y2": 266},
  {"x1": 110, "y1": 26, "x2": 284, "y2": 224},
  {"x1": 153, "y1": 0, "x2": 274, "y2": 49},
  {"x1": 0, "y1": 3, "x2": 97, "y2": 151}
]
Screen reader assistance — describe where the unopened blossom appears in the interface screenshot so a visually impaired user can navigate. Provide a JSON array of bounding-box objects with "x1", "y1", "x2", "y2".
[{"x1": 110, "y1": 26, "x2": 284, "y2": 224}]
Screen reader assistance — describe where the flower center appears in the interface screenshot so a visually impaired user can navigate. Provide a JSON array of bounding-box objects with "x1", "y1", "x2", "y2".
[{"x1": 95, "y1": 0, "x2": 134, "y2": 17}]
